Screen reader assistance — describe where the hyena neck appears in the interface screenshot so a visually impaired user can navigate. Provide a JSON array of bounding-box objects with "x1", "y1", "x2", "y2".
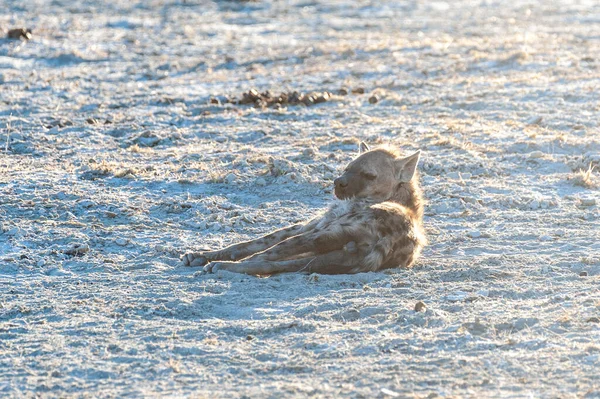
[{"x1": 387, "y1": 180, "x2": 423, "y2": 219}]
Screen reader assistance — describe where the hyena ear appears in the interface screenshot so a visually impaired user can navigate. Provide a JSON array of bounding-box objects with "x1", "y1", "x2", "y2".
[
  {"x1": 394, "y1": 150, "x2": 421, "y2": 182},
  {"x1": 359, "y1": 141, "x2": 370, "y2": 154}
]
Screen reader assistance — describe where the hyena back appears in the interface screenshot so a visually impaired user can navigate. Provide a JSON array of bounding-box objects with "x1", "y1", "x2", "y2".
[{"x1": 182, "y1": 142, "x2": 426, "y2": 275}]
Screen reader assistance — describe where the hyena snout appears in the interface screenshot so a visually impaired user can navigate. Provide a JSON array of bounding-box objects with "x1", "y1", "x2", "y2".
[
  {"x1": 334, "y1": 176, "x2": 348, "y2": 188},
  {"x1": 334, "y1": 175, "x2": 351, "y2": 199}
]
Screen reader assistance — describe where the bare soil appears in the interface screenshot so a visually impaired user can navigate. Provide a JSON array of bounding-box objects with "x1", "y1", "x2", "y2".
[{"x1": 1, "y1": 0, "x2": 599, "y2": 397}]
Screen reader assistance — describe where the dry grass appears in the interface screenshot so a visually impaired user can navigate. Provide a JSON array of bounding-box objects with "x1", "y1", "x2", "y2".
[
  {"x1": 82, "y1": 159, "x2": 163, "y2": 180},
  {"x1": 569, "y1": 164, "x2": 598, "y2": 189}
]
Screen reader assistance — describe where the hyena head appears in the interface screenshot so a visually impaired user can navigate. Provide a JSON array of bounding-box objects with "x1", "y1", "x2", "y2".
[{"x1": 334, "y1": 142, "x2": 422, "y2": 206}]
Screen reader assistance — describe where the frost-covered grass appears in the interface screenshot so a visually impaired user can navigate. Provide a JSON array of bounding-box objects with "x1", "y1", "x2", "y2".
[{"x1": 1, "y1": 0, "x2": 600, "y2": 397}]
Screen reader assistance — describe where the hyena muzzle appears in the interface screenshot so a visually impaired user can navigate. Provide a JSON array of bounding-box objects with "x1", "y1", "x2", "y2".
[{"x1": 182, "y1": 142, "x2": 426, "y2": 275}]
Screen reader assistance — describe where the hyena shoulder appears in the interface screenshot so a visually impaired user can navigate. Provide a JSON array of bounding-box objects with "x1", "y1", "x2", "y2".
[
  {"x1": 318, "y1": 199, "x2": 364, "y2": 222},
  {"x1": 369, "y1": 202, "x2": 413, "y2": 234}
]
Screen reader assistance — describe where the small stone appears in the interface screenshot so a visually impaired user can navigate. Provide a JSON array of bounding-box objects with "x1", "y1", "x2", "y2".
[
  {"x1": 314, "y1": 92, "x2": 330, "y2": 104},
  {"x1": 115, "y1": 238, "x2": 128, "y2": 247},
  {"x1": 337, "y1": 88, "x2": 348, "y2": 95},
  {"x1": 45, "y1": 118, "x2": 73, "y2": 129},
  {"x1": 225, "y1": 173, "x2": 236, "y2": 184},
  {"x1": 462, "y1": 320, "x2": 488, "y2": 335},
  {"x1": 467, "y1": 230, "x2": 482, "y2": 238},
  {"x1": 368, "y1": 95, "x2": 379, "y2": 104},
  {"x1": 462, "y1": 196, "x2": 477, "y2": 204},
  {"x1": 219, "y1": 202, "x2": 233, "y2": 210},
  {"x1": 580, "y1": 197, "x2": 596, "y2": 207},
  {"x1": 302, "y1": 147, "x2": 317, "y2": 157},
  {"x1": 186, "y1": 220, "x2": 205, "y2": 229},
  {"x1": 513, "y1": 317, "x2": 539, "y2": 331},
  {"x1": 528, "y1": 151, "x2": 544, "y2": 159},
  {"x1": 132, "y1": 132, "x2": 161, "y2": 147},
  {"x1": 529, "y1": 200, "x2": 540, "y2": 210},
  {"x1": 336, "y1": 308, "x2": 361, "y2": 321},
  {"x1": 255, "y1": 177, "x2": 266, "y2": 186},
  {"x1": 78, "y1": 200, "x2": 95, "y2": 208},
  {"x1": 586, "y1": 317, "x2": 600, "y2": 323},
  {"x1": 526, "y1": 116, "x2": 543, "y2": 125},
  {"x1": 380, "y1": 388, "x2": 400, "y2": 397},
  {"x1": 580, "y1": 271, "x2": 588, "y2": 277},
  {"x1": 64, "y1": 244, "x2": 90, "y2": 256},
  {"x1": 414, "y1": 301, "x2": 427, "y2": 312},
  {"x1": 446, "y1": 291, "x2": 468, "y2": 302},
  {"x1": 105, "y1": 211, "x2": 118, "y2": 218},
  {"x1": 47, "y1": 267, "x2": 69, "y2": 276},
  {"x1": 352, "y1": 87, "x2": 365, "y2": 94}
]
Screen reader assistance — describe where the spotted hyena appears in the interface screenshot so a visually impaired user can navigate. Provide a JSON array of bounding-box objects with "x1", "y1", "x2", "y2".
[{"x1": 182, "y1": 142, "x2": 426, "y2": 275}]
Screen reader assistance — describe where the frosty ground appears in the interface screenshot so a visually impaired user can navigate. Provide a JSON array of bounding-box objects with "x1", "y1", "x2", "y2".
[{"x1": 1, "y1": 0, "x2": 600, "y2": 397}]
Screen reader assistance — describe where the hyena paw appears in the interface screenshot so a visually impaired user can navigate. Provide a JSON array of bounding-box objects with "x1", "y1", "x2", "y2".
[
  {"x1": 203, "y1": 261, "x2": 222, "y2": 273},
  {"x1": 203, "y1": 261, "x2": 240, "y2": 273},
  {"x1": 181, "y1": 252, "x2": 209, "y2": 267}
]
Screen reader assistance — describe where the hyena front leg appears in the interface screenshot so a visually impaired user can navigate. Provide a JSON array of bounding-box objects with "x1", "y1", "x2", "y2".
[
  {"x1": 206, "y1": 249, "x2": 363, "y2": 275},
  {"x1": 182, "y1": 221, "x2": 316, "y2": 267},
  {"x1": 202, "y1": 225, "x2": 356, "y2": 273},
  {"x1": 242, "y1": 227, "x2": 352, "y2": 263}
]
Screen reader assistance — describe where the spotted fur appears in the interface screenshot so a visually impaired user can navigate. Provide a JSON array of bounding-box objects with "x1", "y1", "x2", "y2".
[{"x1": 182, "y1": 142, "x2": 426, "y2": 275}]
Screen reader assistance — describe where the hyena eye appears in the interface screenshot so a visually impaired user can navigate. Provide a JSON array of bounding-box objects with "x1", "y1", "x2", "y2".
[{"x1": 361, "y1": 172, "x2": 377, "y2": 180}]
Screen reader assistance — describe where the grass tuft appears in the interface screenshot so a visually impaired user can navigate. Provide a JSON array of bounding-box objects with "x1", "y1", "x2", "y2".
[{"x1": 570, "y1": 163, "x2": 598, "y2": 189}]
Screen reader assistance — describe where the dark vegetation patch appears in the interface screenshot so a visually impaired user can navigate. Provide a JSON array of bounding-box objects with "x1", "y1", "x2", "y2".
[
  {"x1": 7, "y1": 28, "x2": 32, "y2": 40},
  {"x1": 211, "y1": 87, "x2": 366, "y2": 108}
]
